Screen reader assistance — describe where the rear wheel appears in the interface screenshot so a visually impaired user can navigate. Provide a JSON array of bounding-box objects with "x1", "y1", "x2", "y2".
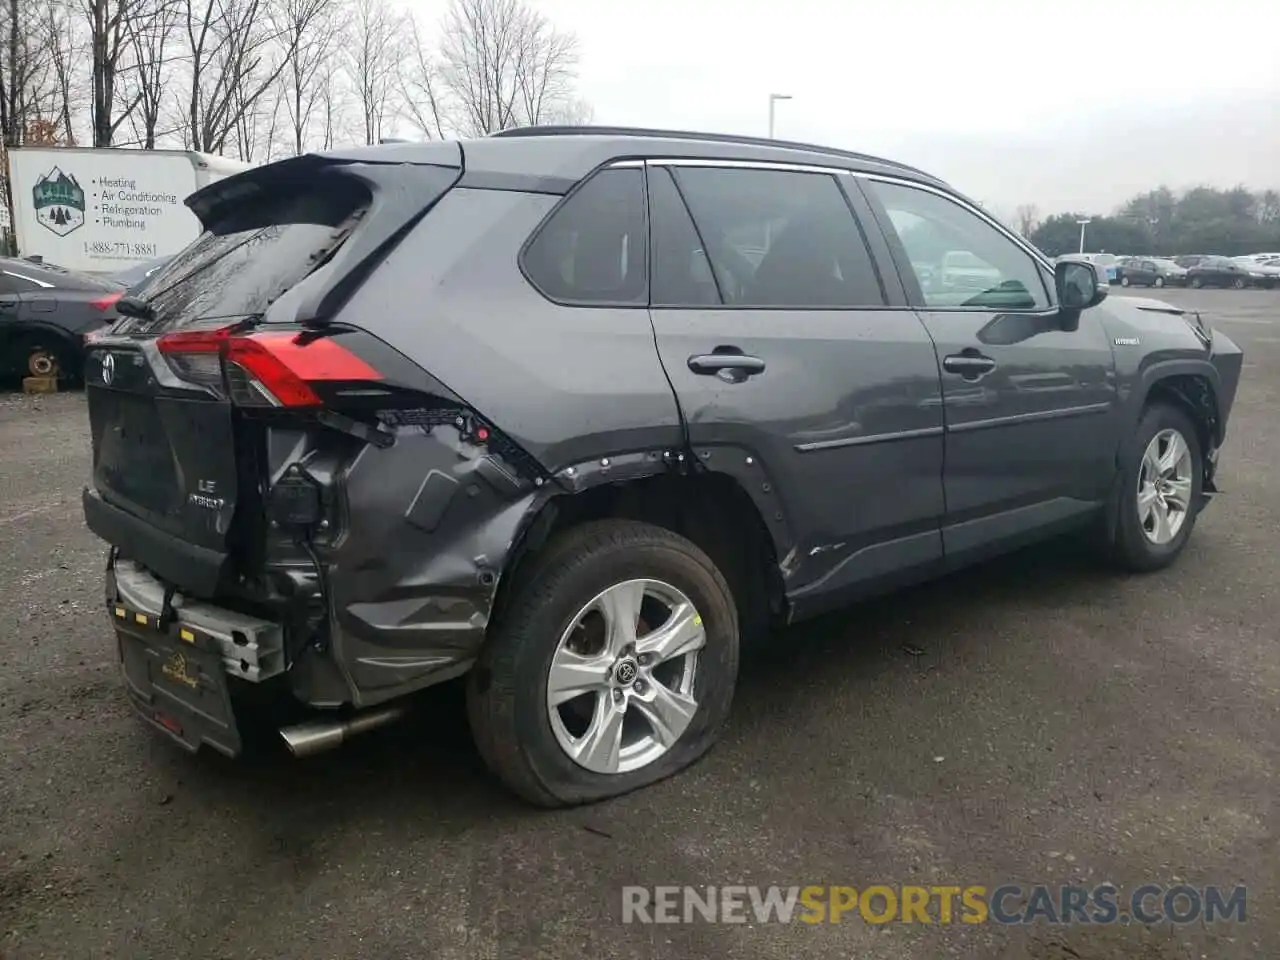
[
  {"x1": 467, "y1": 519, "x2": 739, "y2": 807},
  {"x1": 1096, "y1": 402, "x2": 1202, "y2": 572},
  {"x1": 1154, "y1": 276, "x2": 1165, "y2": 288}
]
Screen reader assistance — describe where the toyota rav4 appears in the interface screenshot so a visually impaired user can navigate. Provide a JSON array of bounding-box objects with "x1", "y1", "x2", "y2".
[{"x1": 81, "y1": 127, "x2": 1243, "y2": 807}]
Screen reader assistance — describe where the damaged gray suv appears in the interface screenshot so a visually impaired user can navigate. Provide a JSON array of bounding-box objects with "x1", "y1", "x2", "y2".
[{"x1": 82, "y1": 127, "x2": 1243, "y2": 806}]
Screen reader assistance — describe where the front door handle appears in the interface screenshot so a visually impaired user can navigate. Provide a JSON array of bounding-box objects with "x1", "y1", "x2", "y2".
[
  {"x1": 688, "y1": 351, "x2": 766, "y2": 383},
  {"x1": 942, "y1": 352, "x2": 996, "y2": 379}
]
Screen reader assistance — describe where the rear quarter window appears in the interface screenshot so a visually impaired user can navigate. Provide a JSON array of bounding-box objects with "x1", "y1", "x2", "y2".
[{"x1": 521, "y1": 168, "x2": 648, "y2": 306}]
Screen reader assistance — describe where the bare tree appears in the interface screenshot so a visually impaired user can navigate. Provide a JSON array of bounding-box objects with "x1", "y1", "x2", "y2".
[
  {"x1": 1, "y1": 0, "x2": 57, "y2": 147},
  {"x1": 1015, "y1": 203, "x2": 1040, "y2": 237},
  {"x1": 181, "y1": 0, "x2": 300, "y2": 154},
  {"x1": 121, "y1": 0, "x2": 180, "y2": 147},
  {"x1": 275, "y1": 0, "x2": 338, "y2": 154},
  {"x1": 399, "y1": 13, "x2": 446, "y2": 139},
  {"x1": 232, "y1": 72, "x2": 283, "y2": 160},
  {"x1": 437, "y1": 0, "x2": 580, "y2": 137},
  {"x1": 344, "y1": 0, "x2": 400, "y2": 145},
  {"x1": 85, "y1": 0, "x2": 150, "y2": 145},
  {"x1": 510, "y1": 5, "x2": 577, "y2": 128},
  {"x1": 44, "y1": 0, "x2": 88, "y2": 144}
]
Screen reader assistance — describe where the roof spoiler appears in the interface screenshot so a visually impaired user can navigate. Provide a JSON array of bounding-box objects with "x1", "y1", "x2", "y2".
[{"x1": 185, "y1": 144, "x2": 463, "y2": 230}]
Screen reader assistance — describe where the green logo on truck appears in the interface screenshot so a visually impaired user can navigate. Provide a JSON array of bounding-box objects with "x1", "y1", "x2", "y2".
[{"x1": 32, "y1": 167, "x2": 85, "y2": 237}]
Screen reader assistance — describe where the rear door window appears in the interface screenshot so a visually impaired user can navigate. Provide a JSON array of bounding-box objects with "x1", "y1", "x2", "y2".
[
  {"x1": 669, "y1": 166, "x2": 886, "y2": 308},
  {"x1": 648, "y1": 167, "x2": 720, "y2": 307},
  {"x1": 522, "y1": 168, "x2": 648, "y2": 306}
]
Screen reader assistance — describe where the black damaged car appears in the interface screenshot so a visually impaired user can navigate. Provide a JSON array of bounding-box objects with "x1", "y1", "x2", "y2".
[{"x1": 82, "y1": 128, "x2": 1244, "y2": 806}]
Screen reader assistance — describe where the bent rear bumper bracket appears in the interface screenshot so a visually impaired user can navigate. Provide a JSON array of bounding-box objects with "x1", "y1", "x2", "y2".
[{"x1": 110, "y1": 559, "x2": 287, "y2": 683}]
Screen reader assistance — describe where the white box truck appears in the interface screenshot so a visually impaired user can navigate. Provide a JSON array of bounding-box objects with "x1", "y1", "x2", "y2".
[{"x1": 5, "y1": 147, "x2": 253, "y2": 275}]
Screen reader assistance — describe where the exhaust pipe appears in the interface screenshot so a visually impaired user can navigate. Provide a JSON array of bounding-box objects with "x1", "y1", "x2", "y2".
[{"x1": 279, "y1": 703, "x2": 409, "y2": 758}]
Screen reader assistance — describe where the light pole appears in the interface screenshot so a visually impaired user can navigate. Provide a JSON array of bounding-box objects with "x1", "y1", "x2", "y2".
[
  {"x1": 768, "y1": 93, "x2": 792, "y2": 138},
  {"x1": 1076, "y1": 218, "x2": 1092, "y2": 254}
]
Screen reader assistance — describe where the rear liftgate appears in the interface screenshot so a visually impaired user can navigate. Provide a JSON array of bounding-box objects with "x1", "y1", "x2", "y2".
[{"x1": 141, "y1": 318, "x2": 551, "y2": 756}]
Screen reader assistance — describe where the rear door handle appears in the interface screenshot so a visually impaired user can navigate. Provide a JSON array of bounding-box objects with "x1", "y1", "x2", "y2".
[
  {"x1": 688, "y1": 352, "x2": 766, "y2": 383},
  {"x1": 942, "y1": 352, "x2": 996, "y2": 378}
]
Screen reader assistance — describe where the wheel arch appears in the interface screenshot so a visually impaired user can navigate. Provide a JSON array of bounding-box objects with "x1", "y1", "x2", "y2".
[
  {"x1": 1100, "y1": 363, "x2": 1221, "y2": 556},
  {"x1": 492, "y1": 457, "x2": 792, "y2": 643},
  {"x1": 1136, "y1": 362, "x2": 1223, "y2": 454},
  {"x1": 0, "y1": 321, "x2": 83, "y2": 376}
]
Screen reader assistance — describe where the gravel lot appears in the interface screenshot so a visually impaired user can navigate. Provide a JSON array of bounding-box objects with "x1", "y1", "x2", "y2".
[{"x1": 1, "y1": 288, "x2": 1277, "y2": 960}]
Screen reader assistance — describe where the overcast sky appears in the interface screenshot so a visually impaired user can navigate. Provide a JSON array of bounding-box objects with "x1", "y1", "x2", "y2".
[{"x1": 490, "y1": 0, "x2": 1280, "y2": 216}]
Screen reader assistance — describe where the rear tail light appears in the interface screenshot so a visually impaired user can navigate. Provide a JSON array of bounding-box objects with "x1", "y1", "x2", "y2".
[
  {"x1": 156, "y1": 327, "x2": 382, "y2": 407},
  {"x1": 90, "y1": 291, "x2": 123, "y2": 311}
]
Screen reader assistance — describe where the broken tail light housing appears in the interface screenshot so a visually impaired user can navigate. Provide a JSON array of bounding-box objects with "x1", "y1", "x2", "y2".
[{"x1": 156, "y1": 327, "x2": 382, "y2": 407}]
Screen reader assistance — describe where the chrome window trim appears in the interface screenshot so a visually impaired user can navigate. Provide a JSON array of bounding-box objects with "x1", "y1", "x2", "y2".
[
  {"x1": 623, "y1": 157, "x2": 1054, "y2": 274},
  {"x1": 606, "y1": 155, "x2": 1059, "y2": 308}
]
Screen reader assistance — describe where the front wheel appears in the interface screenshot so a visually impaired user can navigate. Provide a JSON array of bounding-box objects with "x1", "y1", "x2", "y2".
[
  {"x1": 1232, "y1": 276, "x2": 1247, "y2": 289},
  {"x1": 1097, "y1": 403, "x2": 1202, "y2": 572},
  {"x1": 1190, "y1": 276, "x2": 1203, "y2": 288},
  {"x1": 1120, "y1": 275, "x2": 1131, "y2": 287},
  {"x1": 467, "y1": 519, "x2": 739, "y2": 806}
]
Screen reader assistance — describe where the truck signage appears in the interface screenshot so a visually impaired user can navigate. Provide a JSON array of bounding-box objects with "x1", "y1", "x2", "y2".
[
  {"x1": 32, "y1": 167, "x2": 86, "y2": 237},
  {"x1": 7, "y1": 148, "x2": 253, "y2": 274}
]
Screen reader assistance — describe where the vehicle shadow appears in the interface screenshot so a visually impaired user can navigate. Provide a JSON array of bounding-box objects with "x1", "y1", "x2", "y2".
[{"x1": 183, "y1": 532, "x2": 1114, "y2": 820}]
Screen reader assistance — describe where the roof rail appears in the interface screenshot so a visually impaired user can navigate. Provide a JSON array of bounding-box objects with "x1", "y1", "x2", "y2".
[{"x1": 489, "y1": 125, "x2": 938, "y2": 181}]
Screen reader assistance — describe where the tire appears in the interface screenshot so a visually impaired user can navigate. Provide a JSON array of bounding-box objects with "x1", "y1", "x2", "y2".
[
  {"x1": 1120, "y1": 275, "x2": 1130, "y2": 287},
  {"x1": 1154, "y1": 276, "x2": 1165, "y2": 288},
  {"x1": 1097, "y1": 402, "x2": 1203, "y2": 573},
  {"x1": 1190, "y1": 276, "x2": 1203, "y2": 289},
  {"x1": 467, "y1": 519, "x2": 739, "y2": 807},
  {"x1": 1232, "y1": 277, "x2": 1246, "y2": 290}
]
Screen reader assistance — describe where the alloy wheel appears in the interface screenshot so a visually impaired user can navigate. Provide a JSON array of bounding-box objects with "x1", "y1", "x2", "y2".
[
  {"x1": 1137, "y1": 428, "x2": 1194, "y2": 545},
  {"x1": 546, "y1": 578, "x2": 705, "y2": 775}
]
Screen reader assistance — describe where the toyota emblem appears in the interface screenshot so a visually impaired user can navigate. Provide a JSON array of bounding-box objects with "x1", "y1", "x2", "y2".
[
  {"x1": 614, "y1": 659, "x2": 638, "y2": 686},
  {"x1": 101, "y1": 352, "x2": 115, "y2": 386}
]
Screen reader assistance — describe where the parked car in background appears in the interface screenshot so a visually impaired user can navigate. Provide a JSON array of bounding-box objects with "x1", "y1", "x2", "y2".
[
  {"x1": 1118, "y1": 257, "x2": 1188, "y2": 288},
  {"x1": 1239, "y1": 257, "x2": 1280, "y2": 288},
  {"x1": 1241, "y1": 252, "x2": 1280, "y2": 264},
  {"x1": 1187, "y1": 256, "x2": 1268, "y2": 289},
  {"x1": 939, "y1": 249, "x2": 1002, "y2": 293},
  {"x1": 1082, "y1": 252, "x2": 1120, "y2": 283},
  {"x1": 80, "y1": 127, "x2": 1243, "y2": 806},
  {"x1": 0, "y1": 256, "x2": 123, "y2": 379},
  {"x1": 1174, "y1": 254, "x2": 1215, "y2": 269},
  {"x1": 111, "y1": 255, "x2": 175, "y2": 292}
]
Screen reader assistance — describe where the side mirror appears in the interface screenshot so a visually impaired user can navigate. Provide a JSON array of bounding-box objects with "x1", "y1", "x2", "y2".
[{"x1": 1055, "y1": 259, "x2": 1108, "y2": 318}]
